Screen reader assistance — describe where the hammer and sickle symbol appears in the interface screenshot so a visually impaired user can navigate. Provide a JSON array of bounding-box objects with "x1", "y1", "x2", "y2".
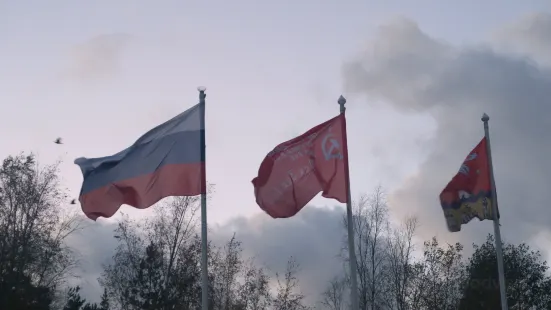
[{"x1": 321, "y1": 132, "x2": 343, "y2": 161}]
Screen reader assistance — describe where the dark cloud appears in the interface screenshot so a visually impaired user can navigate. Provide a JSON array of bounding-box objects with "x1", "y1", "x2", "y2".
[
  {"x1": 343, "y1": 14, "x2": 551, "y2": 250},
  {"x1": 67, "y1": 33, "x2": 131, "y2": 81},
  {"x1": 211, "y1": 206, "x2": 347, "y2": 304}
]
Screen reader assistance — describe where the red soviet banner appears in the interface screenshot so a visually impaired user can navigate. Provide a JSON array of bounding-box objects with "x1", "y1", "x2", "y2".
[{"x1": 252, "y1": 114, "x2": 348, "y2": 218}]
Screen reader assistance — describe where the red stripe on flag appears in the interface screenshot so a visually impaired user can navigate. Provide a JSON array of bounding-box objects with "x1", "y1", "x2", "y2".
[{"x1": 80, "y1": 162, "x2": 204, "y2": 220}]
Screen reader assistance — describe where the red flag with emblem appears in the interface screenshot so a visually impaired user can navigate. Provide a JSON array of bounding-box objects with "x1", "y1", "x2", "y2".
[
  {"x1": 252, "y1": 114, "x2": 349, "y2": 218},
  {"x1": 439, "y1": 137, "x2": 498, "y2": 232}
]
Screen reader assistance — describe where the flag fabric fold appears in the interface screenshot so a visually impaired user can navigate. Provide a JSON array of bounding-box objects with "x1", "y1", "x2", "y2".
[
  {"x1": 439, "y1": 137, "x2": 497, "y2": 232},
  {"x1": 75, "y1": 102, "x2": 205, "y2": 220},
  {"x1": 252, "y1": 114, "x2": 348, "y2": 218}
]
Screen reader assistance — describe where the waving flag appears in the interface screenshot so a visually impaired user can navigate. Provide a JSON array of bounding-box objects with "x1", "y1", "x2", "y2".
[
  {"x1": 75, "y1": 102, "x2": 205, "y2": 220},
  {"x1": 439, "y1": 137, "x2": 497, "y2": 232},
  {"x1": 252, "y1": 114, "x2": 348, "y2": 218}
]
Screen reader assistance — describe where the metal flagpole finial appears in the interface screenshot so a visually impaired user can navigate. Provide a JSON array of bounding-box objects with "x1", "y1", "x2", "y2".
[
  {"x1": 338, "y1": 95, "x2": 346, "y2": 113},
  {"x1": 481, "y1": 113, "x2": 489, "y2": 123},
  {"x1": 198, "y1": 86, "x2": 206, "y2": 101},
  {"x1": 338, "y1": 95, "x2": 346, "y2": 106}
]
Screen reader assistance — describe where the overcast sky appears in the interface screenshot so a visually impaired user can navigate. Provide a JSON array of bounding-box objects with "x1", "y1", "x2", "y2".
[{"x1": 2, "y1": 0, "x2": 551, "y2": 305}]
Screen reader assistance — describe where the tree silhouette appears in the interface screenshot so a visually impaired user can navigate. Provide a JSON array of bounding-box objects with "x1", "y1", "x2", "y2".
[
  {"x1": 0, "y1": 153, "x2": 82, "y2": 310},
  {"x1": 459, "y1": 234, "x2": 551, "y2": 310}
]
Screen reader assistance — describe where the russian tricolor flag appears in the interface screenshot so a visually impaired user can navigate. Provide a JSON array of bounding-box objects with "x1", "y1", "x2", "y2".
[{"x1": 74, "y1": 102, "x2": 205, "y2": 220}]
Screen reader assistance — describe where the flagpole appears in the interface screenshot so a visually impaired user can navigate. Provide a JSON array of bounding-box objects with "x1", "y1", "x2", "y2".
[
  {"x1": 482, "y1": 113, "x2": 508, "y2": 310},
  {"x1": 338, "y1": 95, "x2": 360, "y2": 310},
  {"x1": 199, "y1": 87, "x2": 209, "y2": 310}
]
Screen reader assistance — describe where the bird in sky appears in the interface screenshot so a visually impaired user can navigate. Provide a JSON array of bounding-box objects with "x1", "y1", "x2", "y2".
[
  {"x1": 70, "y1": 199, "x2": 76, "y2": 205},
  {"x1": 54, "y1": 138, "x2": 63, "y2": 145}
]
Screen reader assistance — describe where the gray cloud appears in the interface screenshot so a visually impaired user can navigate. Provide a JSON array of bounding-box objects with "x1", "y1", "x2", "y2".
[
  {"x1": 343, "y1": 14, "x2": 551, "y2": 250},
  {"x1": 70, "y1": 206, "x2": 347, "y2": 304},
  {"x1": 211, "y1": 206, "x2": 347, "y2": 305},
  {"x1": 65, "y1": 220, "x2": 119, "y2": 302},
  {"x1": 494, "y1": 13, "x2": 551, "y2": 65},
  {"x1": 66, "y1": 33, "x2": 131, "y2": 81}
]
